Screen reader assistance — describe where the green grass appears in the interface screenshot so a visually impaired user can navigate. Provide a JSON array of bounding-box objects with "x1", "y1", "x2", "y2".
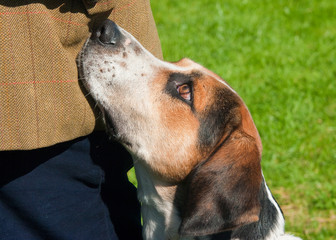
[{"x1": 129, "y1": 0, "x2": 336, "y2": 239}]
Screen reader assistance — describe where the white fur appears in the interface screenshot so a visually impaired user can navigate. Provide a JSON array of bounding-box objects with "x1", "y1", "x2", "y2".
[
  {"x1": 134, "y1": 160, "x2": 183, "y2": 240},
  {"x1": 264, "y1": 181, "x2": 286, "y2": 239},
  {"x1": 264, "y1": 176, "x2": 302, "y2": 240}
]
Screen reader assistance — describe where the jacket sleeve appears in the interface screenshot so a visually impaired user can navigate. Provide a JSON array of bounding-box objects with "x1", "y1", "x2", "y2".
[{"x1": 0, "y1": 0, "x2": 162, "y2": 150}]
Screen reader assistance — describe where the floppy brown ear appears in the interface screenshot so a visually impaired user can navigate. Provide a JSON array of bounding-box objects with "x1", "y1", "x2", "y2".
[{"x1": 179, "y1": 106, "x2": 263, "y2": 237}]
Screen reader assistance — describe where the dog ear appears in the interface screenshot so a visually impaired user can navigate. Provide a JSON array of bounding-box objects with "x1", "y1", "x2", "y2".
[{"x1": 179, "y1": 105, "x2": 263, "y2": 237}]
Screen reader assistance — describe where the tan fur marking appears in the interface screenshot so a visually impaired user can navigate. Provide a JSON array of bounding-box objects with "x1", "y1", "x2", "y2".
[
  {"x1": 239, "y1": 102, "x2": 263, "y2": 155},
  {"x1": 192, "y1": 75, "x2": 216, "y2": 114},
  {"x1": 171, "y1": 58, "x2": 196, "y2": 67},
  {"x1": 142, "y1": 73, "x2": 203, "y2": 183}
]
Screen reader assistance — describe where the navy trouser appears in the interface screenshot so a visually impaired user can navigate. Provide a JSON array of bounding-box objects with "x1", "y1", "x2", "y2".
[{"x1": 0, "y1": 132, "x2": 142, "y2": 240}]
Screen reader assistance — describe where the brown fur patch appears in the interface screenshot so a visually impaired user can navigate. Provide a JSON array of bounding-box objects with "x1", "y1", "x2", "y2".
[
  {"x1": 119, "y1": 62, "x2": 127, "y2": 68},
  {"x1": 170, "y1": 58, "x2": 196, "y2": 67},
  {"x1": 179, "y1": 129, "x2": 262, "y2": 235},
  {"x1": 192, "y1": 74, "x2": 215, "y2": 114},
  {"x1": 239, "y1": 103, "x2": 263, "y2": 155},
  {"x1": 133, "y1": 45, "x2": 142, "y2": 55}
]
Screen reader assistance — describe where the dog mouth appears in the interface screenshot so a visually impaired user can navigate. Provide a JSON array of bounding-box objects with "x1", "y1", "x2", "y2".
[
  {"x1": 101, "y1": 108, "x2": 118, "y2": 137},
  {"x1": 77, "y1": 39, "x2": 90, "y2": 85},
  {"x1": 101, "y1": 108, "x2": 133, "y2": 148}
]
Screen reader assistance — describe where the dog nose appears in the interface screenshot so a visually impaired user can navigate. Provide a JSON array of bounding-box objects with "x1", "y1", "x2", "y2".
[{"x1": 91, "y1": 19, "x2": 121, "y2": 45}]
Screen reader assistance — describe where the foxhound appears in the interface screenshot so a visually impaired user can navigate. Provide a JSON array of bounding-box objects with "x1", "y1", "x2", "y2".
[{"x1": 78, "y1": 20, "x2": 302, "y2": 240}]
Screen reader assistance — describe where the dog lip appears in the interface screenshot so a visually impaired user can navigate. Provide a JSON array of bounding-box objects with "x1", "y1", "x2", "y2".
[
  {"x1": 102, "y1": 109, "x2": 133, "y2": 148},
  {"x1": 77, "y1": 39, "x2": 90, "y2": 80},
  {"x1": 102, "y1": 109, "x2": 118, "y2": 137}
]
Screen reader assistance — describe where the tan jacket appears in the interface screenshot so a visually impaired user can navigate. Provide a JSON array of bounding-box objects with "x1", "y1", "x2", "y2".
[{"x1": 0, "y1": 0, "x2": 162, "y2": 150}]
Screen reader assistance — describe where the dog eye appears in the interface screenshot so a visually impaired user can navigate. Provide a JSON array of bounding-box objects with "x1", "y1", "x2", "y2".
[{"x1": 177, "y1": 84, "x2": 191, "y2": 101}]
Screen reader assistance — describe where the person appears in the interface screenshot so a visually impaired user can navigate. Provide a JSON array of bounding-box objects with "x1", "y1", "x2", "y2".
[{"x1": 0, "y1": 1, "x2": 162, "y2": 239}]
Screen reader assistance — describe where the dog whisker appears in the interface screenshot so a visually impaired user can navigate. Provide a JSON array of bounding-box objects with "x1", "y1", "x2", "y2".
[
  {"x1": 93, "y1": 102, "x2": 100, "y2": 110},
  {"x1": 84, "y1": 91, "x2": 92, "y2": 98}
]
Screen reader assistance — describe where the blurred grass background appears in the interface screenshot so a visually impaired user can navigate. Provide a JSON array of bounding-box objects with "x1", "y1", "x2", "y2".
[{"x1": 128, "y1": 0, "x2": 336, "y2": 239}]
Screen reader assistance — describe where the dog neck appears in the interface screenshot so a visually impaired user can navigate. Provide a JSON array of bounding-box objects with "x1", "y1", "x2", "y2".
[
  {"x1": 133, "y1": 159, "x2": 185, "y2": 240},
  {"x1": 134, "y1": 158, "x2": 287, "y2": 240}
]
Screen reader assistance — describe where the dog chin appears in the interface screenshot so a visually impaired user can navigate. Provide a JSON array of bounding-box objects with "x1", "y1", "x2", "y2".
[
  {"x1": 102, "y1": 110, "x2": 134, "y2": 149},
  {"x1": 101, "y1": 109, "x2": 117, "y2": 137}
]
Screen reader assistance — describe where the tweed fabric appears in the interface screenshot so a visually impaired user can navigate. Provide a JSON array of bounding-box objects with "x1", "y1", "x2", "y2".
[{"x1": 0, "y1": 0, "x2": 162, "y2": 150}]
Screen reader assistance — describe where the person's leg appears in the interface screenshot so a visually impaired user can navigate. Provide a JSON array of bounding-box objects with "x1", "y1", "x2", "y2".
[
  {"x1": 0, "y1": 133, "x2": 139, "y2": 240},
  {"x1": 89, "y1": 132, "x2": 143, "y2": 240}
]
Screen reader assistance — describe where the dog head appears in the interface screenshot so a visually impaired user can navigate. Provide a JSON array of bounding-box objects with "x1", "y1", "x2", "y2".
[{"x1": 79, "y1": 20, "x2": 263, "y2": 236}]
